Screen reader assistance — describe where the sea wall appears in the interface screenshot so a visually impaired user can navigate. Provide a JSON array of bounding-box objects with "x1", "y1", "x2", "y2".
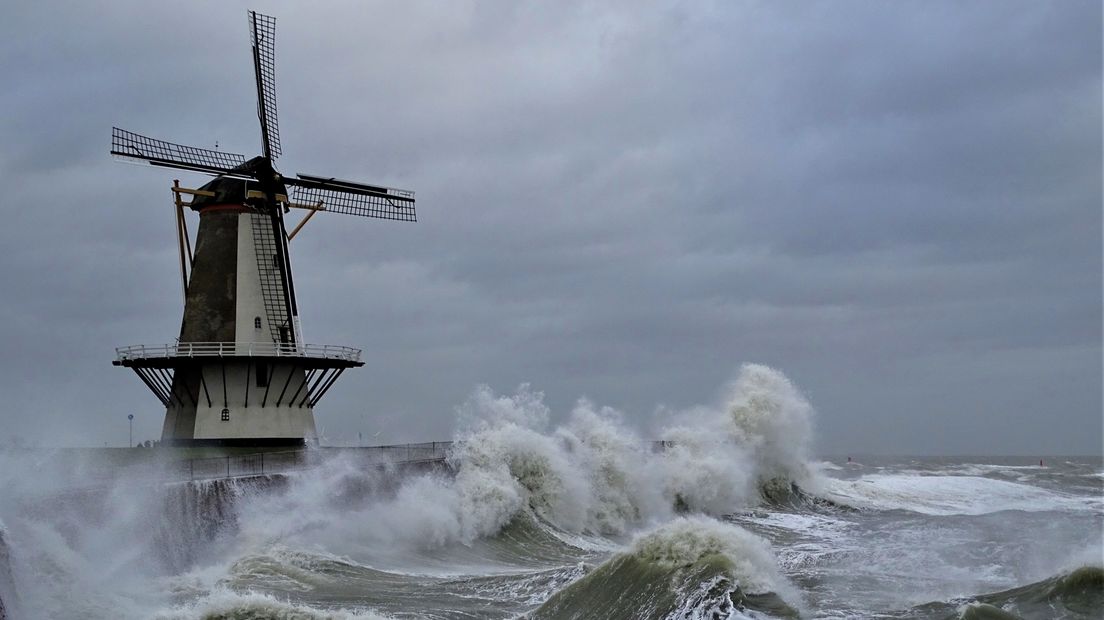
[
  {"x1": 0, "y1": 447, "x2": 453, "y2": 617},
  {"x1": 156, "y1": 457, "x2": 451, "y2": 571}
]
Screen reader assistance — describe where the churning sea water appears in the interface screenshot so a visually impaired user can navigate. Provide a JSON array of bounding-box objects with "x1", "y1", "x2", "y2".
[{"x1": 0, "y1": 364, "x2": 1100, "y2": 619}]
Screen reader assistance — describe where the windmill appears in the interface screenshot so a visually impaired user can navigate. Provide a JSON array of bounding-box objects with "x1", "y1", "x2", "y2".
[{"x1": 111, "y1": 11, "x2": 415, "y2": 447}]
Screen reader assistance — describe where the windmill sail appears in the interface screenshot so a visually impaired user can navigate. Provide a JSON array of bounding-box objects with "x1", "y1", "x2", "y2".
[
  {"x1": 111, "y1": 127, "x2": 248, "y2": 176},
  {"x1": 288, "y1": 175, "x2": 417, "y2": 221},
  {"x1": 249, "y1": 10, "x2": 281, "y2": 161}
]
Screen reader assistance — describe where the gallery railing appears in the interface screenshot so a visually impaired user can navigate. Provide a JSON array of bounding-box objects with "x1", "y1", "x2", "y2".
[{"x1": 115, "y1": 342, "x2": 362, "y2": 362}]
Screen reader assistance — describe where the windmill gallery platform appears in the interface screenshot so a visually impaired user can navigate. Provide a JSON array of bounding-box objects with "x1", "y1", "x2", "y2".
[{"x1": 110, "y1": 10, "x2": 415, "y2": 448}]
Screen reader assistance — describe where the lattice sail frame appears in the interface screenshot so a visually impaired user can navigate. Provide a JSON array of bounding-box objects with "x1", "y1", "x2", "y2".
[
  {"x1": 249, "y1": 10, "x2": 281, "y2": 160},
  {"x1": 290, "y1": 184, "x2": 416, "y2": 221},
  {"x1": 111, "y1": 127, "x2": 247, "y2": 175}
]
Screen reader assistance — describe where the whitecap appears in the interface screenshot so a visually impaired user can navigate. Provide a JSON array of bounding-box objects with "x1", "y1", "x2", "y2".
[
  {"x1": 824, "y1": 474, "x2": 1096, "y2": 516},
  {"x1": 152, "y1": 587, "x2": 393, "y2": 619}
]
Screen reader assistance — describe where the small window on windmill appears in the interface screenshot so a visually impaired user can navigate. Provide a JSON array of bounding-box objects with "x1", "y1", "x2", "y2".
[
  {"x1": 254, "y1": 316, "x2": 262, "y2": 330},
  {"x1": 221, "y1": 408, "x2": 230, "y2": 422},
  {"x1": 256, "y1": 362, "x2": 269, "y2": 388}
]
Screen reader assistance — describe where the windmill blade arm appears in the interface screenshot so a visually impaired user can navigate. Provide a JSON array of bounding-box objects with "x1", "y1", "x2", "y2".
[
  {"x1": 292, "y1": 173, "x2": 415, "y2": 200},
  {"x1": 286, "y1": 174, "x2": 416, "y2": 222},
  {"x1": 111, "y1": 127, "x2": 248, "y2": 176},
  {"x1": 249, "y1": 10, "x2": 281, "y2": 161}
]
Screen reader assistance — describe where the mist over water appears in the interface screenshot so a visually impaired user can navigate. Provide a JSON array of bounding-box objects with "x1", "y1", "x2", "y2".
[{"x1": 0, "y1": 363, "x2": 1099, "y2": 619}]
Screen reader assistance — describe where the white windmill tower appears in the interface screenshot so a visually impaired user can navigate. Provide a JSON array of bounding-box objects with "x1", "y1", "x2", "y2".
[{"x1": 110, "y1": 11, "x2": 416, "y2": 447}]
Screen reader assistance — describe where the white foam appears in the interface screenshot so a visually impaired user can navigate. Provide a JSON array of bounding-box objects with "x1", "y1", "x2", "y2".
[
  {"x1": 630, "y1": 515, "x2": 796, "y2": 599},
  {"x1": 824, "y1": 474, "x2": 1096, "y2": 515},
  {"x1": 667, "y1": 573, "x2": 782, "y2": 620},
  {"x1": 943, "y1": 463, "x2": 1045, "y2": 478},
  {"x1": 152, "y1": 587, "x2": 393, "y2": 619},
  {"x1": 736, "y1": 512, "x2": 852, "y2": 538},
  {"x1": 730, "y1": 511, "x2": 855, "y2": 576}
]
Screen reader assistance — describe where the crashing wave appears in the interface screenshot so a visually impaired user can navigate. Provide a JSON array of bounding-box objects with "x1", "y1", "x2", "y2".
[
  {"x1": 152, "y1": 587, "x2": 393, "y2": 620},
  {"x1": 755, "y1": 477, "x2": 851, "y2": 512},
  {"x1": 438, "y1": 364, "x2": 823, "y2": 542},
  {"x1": 908, "y1": 564, "x2": 1104, "y2": 620},
  {"x1": 723, "y1": 364, "x2": 816, "y2": 488},
  {"x1": 530, "y1": 515, "x2": 801, "y2": 619}
]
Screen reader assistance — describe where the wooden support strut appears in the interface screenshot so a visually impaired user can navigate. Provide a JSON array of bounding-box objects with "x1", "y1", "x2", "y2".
[
  {"x1": 172, "y1": 181, "x2": 188, "y2": 305},
  {"x1": 287, "y1": 201, "x2": 324, "y2": 241},
  {"x1": 181, "y1": 209, "x2": 193, "y2": 268},
  {"x1": 246, "y1": 189, "x2": 289, "y2": 203},
  {"x1": 170, "y1": 182, "x2": 212, "y2": 300}
]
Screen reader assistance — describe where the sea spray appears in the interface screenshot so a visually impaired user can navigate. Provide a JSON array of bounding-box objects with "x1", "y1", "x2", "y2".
[
  {"x1": 650, "y1": 421, "x2": 757, "y2": 515},
  {"x1": 722, "y1": 363, "x2": 817, "y2": 490},
  {"x1": 530, "y1": 515, "x2": 801, "y2": 619},
  {"x1": 451, "y1": 385, "x2": 594, "y2": 533},
  {"x1": 228, "y1": 452, "x2": 501, "y2": 556},
  {"x1": 452, "y1": 387, "x2": 672, "y2": 536},
  {"x1": 558, "y1": 400, "x2": 656, "y2": 533},
  {"x1": 443, "y1": 365, "x2": 822, "y2": 536},
  {"x1": 0, "y1": 472, "x2": 177, "y2": 618},
  {"x1": 158, "y1": 476, "x2": 288, "y2": 572},
  {"x1": 195, "y1": 364, "x2": 822, "y2": 591}
]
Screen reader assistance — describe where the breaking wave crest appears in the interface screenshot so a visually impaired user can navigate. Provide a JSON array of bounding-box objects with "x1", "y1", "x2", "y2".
[
  {"x1": 442, "y1": 363, "x2": 821, "y2": 539},
  {"x1": 911, "y1": 564, "x2": 1104, "y2": 620},
  {"x1": 152, "y1": 587, "x2": 393, "y2": 620},
  {"x1": 531, "y1": 516, "x2": 800, "y2": 619}
]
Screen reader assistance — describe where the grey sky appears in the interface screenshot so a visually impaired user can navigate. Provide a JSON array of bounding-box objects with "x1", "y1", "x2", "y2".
[{"x1": 0, "y1": 0, "x2": 1099, "y2": 455}]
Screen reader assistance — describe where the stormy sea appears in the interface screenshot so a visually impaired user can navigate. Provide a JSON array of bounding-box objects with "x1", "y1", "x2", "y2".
[{"x1": 0, "y1": 364, "x2": 1100, "y2": 619}]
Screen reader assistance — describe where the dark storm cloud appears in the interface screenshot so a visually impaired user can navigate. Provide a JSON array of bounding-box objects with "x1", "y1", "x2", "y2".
[{"x1": 0, "y1": 0, "x2": 1099, "y2": 454}]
